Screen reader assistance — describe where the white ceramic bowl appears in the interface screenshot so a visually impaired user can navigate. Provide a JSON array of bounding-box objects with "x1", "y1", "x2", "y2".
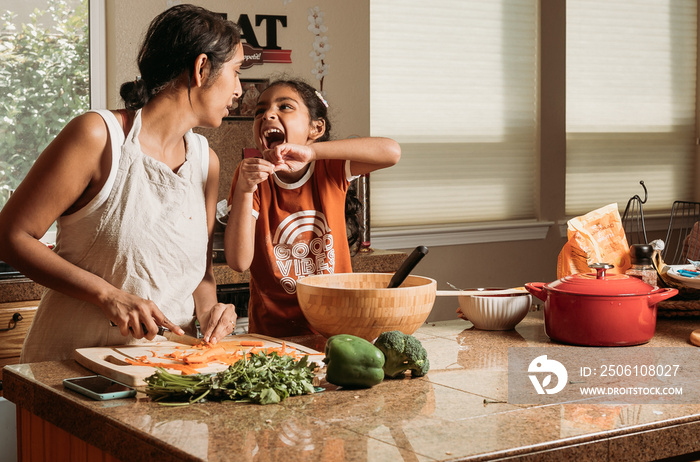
[{"x1": 457, "y1": 290, "x2": 532, "y2": 330}]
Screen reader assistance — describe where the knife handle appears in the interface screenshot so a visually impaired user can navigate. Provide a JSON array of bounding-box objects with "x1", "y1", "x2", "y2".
[{"x1": 110, "y1": 321, "x2": 166, "y2": 337}]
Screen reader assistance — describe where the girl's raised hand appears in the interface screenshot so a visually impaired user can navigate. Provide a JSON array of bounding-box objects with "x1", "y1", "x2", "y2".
[
  {"x1": 237, "y1": 157, "x2": 277, "y2": 192},
  {"x1": 263, "y1": 144, "x2": 315, "y2": 173}
]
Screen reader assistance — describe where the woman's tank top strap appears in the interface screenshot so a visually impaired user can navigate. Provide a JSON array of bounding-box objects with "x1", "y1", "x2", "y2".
[
  {"x1": 60, "y1": 110, "x2": 125, "y2": 225},
  {"x1": 197, "y1": 133, "x2": 210, "y2": 193},
  {"x1": 116, "y1": 109, "x2": 133, "y2": 136}
]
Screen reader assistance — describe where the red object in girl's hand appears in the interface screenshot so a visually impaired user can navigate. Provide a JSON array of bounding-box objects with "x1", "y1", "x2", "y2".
[{"x1": 243, "y1": 148, "x2": 261, "y2": 159}]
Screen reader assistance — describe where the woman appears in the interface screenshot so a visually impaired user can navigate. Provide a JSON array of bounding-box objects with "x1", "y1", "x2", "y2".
[{"x1": 0, "y1": 4, "x2": 243, "y2": 361}]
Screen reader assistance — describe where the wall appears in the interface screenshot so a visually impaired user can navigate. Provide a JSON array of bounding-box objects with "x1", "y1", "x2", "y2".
[{"x1": 105, "y1": 0, "x2": 368, "y2": 138}]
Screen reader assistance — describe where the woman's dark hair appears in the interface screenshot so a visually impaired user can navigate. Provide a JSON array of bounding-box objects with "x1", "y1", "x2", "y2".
[
  {"x1": 261, "y1": 79, "x2": 362, "y2": 252},
  {"x1": 120, "y1": 4, "x2": 241, "y2": 109}
]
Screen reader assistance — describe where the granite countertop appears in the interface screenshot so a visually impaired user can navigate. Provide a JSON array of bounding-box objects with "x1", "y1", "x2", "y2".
[{"x1": 6, "y1": 312, "x2": 700, "y2": 461}]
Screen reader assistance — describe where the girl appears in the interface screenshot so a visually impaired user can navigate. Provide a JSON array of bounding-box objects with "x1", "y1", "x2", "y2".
[
  {"x1": 225, "y1": 79, "x2": 401, "y2": 337},
  {"x1": 0, "y1": 4, "x2": 242, "y2": 361}
]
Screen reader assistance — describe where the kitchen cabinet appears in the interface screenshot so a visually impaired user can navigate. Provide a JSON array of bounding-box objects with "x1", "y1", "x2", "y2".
[
  {"x1": 6, "y1": 314, "x2": 700, "y2": 461},
  {"x1": 0, "y1": 301, "x2": 37, "y2": 382}
]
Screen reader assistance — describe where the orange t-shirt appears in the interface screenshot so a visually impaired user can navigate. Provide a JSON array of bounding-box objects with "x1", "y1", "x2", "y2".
[{"x1": 228, "y1": 159, "x2": 355, "y2": 337}]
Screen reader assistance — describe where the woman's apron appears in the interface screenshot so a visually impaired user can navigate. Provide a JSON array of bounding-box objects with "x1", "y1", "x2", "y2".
[{"x1": 21, "y1": 109, "x2": 210, "y2": 362}]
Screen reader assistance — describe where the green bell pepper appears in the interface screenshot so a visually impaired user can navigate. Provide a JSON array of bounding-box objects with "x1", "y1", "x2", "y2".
[{"x1": 323, "y1": 334, "x2": 385, "y2": 388}]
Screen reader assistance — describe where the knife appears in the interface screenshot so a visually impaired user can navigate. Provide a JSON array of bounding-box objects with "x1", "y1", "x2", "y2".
[
  {"x1": 110, "y1": 321, "x2": 202, "y2": 345},
  {"x1": 155, "y1": 326, "x2": 202, "y2": 345}
]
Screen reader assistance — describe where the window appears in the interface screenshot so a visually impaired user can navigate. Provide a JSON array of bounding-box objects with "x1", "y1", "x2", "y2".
[
  {"x1": 566, "y1": 0, "x2": 698, "y2": 215},
  {"x1": 369, "y1": 0, "x2": 539, "y2": 229},
  {"x1": 369, "y1": 0, "x2": 698, "y2": 249},
  {"x1": 0, "y1": 0, "x2": 96, "y2": 210}
]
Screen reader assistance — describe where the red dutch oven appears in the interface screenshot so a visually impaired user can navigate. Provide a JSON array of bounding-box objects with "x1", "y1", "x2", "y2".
[{"x1": 525, "y1": 263, "x2": 678, "y2": 346}]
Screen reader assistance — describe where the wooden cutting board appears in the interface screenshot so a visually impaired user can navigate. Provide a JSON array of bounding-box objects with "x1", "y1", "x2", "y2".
[{"x1": 73, "y1": 334, "x2": 324, "y2": 387}]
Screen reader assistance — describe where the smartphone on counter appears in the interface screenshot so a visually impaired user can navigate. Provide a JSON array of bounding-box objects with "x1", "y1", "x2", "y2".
[{"x1": 63, "y1": 375, "x2": 136, "y2": 401}]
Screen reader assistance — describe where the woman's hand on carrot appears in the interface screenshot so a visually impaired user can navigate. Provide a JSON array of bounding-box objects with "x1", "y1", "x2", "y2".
[{"x1": 199, "y1": 302, "x2": 237, "y2": 344}]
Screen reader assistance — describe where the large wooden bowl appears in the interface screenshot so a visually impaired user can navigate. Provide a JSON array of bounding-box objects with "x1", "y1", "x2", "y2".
[{"x1": 296, "y1": 272, "x2": 437, "y2": 341}]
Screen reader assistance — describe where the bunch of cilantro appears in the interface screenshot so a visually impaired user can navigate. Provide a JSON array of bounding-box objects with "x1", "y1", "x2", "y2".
[{"x1": 144, "y1": 351, "x2": 317, "y2": 405}]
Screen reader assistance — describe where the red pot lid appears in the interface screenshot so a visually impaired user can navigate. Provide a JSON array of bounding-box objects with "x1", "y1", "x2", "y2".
[{"x1": 545, "y1": 263, "x2": 656, "y2": 296}]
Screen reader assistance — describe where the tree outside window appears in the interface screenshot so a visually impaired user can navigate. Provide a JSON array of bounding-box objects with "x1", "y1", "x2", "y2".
[{"x1": 0, "y1": 0, "x2": 89, "y2": 209}]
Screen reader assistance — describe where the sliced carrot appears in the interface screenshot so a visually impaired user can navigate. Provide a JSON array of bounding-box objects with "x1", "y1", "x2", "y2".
[
  {"x1": 219, "y1": 342, "x2": 245, "y2": 352},
  {"x1": 183, "y1": 345, "x2": 227, "y2": 364},
  {"x1": 122, "y1": 339, "x2": 307, "y2": 374},
  {"x1": 205, "y1": 352, "x2": 244, "y2": 365},
  {"x1": 124, "y1": 358, "x2": 202, "y2": 375},
  {"x1": 165, "y1": 350, "x2": 186, "y2": 360}
]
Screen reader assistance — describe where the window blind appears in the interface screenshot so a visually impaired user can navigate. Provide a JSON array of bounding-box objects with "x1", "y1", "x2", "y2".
[
  {"x1": 566, "y1": 0, "x2": 698, "y2": 215},
  {"x1": 369, "y1": 0, "x2": 538, "y2": 227}
]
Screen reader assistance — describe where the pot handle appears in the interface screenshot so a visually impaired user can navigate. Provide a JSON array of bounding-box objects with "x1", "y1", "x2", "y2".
[
  {"x1": 648, "y1": 288, "x2": 679, "y2": 306},
  {"x1": 525, "y1": 282, "x2": 547, "y2": 302}
]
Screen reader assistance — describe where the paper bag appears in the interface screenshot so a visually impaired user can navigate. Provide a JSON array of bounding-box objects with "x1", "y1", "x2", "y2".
[{"x1": 557, "y1": 203, "x2": 631, "y2": 278}]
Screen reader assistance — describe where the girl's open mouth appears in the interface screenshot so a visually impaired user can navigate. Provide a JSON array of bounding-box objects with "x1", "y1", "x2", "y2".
[{"x1": 263, "y1": 128, "x2": 285, "y2": 149}]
